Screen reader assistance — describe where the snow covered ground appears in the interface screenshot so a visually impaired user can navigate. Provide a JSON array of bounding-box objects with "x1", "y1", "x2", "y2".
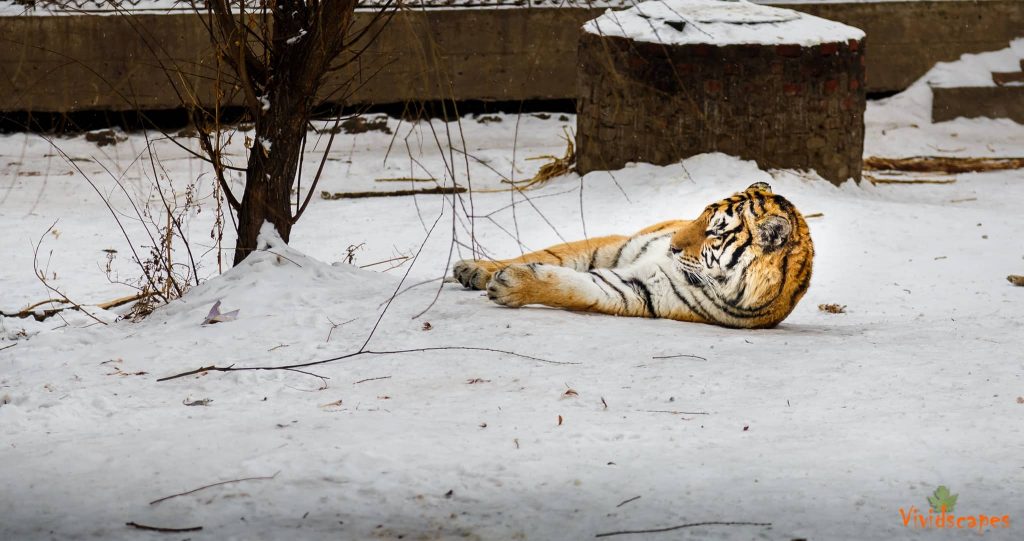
[{"x1": 3, "y1": 54, "x2": 1024, "y2": 539}]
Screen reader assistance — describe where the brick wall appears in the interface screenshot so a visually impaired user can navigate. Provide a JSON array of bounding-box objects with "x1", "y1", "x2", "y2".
[{"x1": 576, "y1": 33, "x2": 867, "y2": 185}]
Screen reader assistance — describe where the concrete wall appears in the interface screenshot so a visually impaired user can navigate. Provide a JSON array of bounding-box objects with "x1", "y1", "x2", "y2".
[{"x1": 0, "y1": 1, "x2": 1021, "y2": 112}]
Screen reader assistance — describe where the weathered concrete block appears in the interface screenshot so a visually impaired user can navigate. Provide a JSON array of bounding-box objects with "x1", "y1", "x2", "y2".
[
  {"x1": 576, "y1": 0, "x2": 866, "y2": 185},
  {"x1": 932, "y1": 86, "x2": 1024, "y2": 123}
]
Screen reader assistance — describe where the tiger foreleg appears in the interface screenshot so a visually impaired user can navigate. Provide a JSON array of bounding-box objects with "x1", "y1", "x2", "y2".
[
  {"x1": 485, "y1": 263, "x2": 656, "y2": 318},
  {"x1": 452, "y1": 235, "x2": 629, "y2": 290}
]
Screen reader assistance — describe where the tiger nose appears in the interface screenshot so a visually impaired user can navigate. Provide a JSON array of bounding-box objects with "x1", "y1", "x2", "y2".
[{"x1": 669, "y1": 245, "x2": 682, "y2": 255}]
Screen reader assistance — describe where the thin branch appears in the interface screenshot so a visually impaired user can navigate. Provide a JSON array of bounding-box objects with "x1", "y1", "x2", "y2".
[
  {"x1": 293, "y1": 116, "x2": 342, "y2": 222},
  {"x1": 651, "y1": 354, "x2": 707, "y2": 361},
  {"x1": 595, "y1": 521, "x2": 772, "y2": 538},
  {"x1": 157, "y1": 346, "x2": 578, "y2": 383},
  {"x1": 41, "y1": 143, "x2": 169, "y2": 304},
  {"x1": 616, "y1": 496, "x2": 641, "y2": 508},
  {"x1": 149, "y1": 472, "x2": 280, "y2": 505},
  {"x1": 125, "y1": 522, "x2": 203, "y2": 533},
  {"x1": 354, "y1": 375, "x2": 391, "y2": 384},
  {"x1": 28, "y1": 221, "x2": 107, "y2": 326}
]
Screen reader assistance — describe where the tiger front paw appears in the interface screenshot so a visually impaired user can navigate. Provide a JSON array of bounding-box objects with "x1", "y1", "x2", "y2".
[
  {"x1": 452, "y1": 260, "x2": 497, "y2": 290},
  {"x1": 486, "y1": 264, "x2": 544, "y2": 308}
]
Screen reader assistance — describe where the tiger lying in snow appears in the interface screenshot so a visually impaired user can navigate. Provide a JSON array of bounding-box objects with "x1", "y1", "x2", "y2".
[{"x1": 452, "y1": 182, "x2": 814, "y2": 329}]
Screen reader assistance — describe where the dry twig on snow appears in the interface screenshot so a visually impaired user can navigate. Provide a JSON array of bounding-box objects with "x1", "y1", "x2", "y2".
[
  {"x1": 125, "y1": 522, "x2": 202, "y2": 533},
  {"x1": 149, "y1": 472, "x2": 279, "y2": 505},
  {"x1": 595, "y1": 521, "x2": 772, "y2": 538}
]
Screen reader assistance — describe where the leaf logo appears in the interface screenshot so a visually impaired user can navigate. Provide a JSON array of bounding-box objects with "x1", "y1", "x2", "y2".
[{"x1": 928, "y1": 486, "x2": 958, "y2": 513}]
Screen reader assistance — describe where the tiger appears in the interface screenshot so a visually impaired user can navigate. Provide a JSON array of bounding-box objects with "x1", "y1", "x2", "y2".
[{"x1": 451, "y1": 182, "x2": 814, "y2": 329}]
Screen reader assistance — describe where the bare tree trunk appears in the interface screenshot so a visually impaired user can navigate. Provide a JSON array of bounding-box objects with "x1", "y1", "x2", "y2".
[
  {"x1": 233, "y1": 95, "x2": 306, "y2": 264},
  {"x1": 199, "y1": 0, "x2": 361, "y2": 265}
]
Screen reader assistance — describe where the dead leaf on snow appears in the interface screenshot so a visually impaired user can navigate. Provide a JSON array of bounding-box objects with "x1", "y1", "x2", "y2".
[{"x1": 818, "y1": 303, "x2": 847, "y2": 314}]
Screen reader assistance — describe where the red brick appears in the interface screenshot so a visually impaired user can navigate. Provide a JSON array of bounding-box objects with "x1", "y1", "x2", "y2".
[
  {"x1": 693, "y1": 44, "x2": 713, "y2": 57},
  {"x1": 819, "y1": 43, "x2": 839, "y2": 56},
  {"x1": 675, "y1": 63, "x2": 695, "y2": 74},
  {"x1": 776, "y1": 44, "x2": 802, "y2": 58},
  {"x1": 740, "y1": 44, "x2": 761, "y2": 58},
  {"x1": 783, "y1": 83, "x2": 802, "y2": 96},
  {"x1": 823, "y1": 79, "x2": 839, "y2": 95},
  {"x1": 705, "y1": 80, "x2": 722, "y2": 95},
  {"x1": 848, "y1": 39, "x2": 860, "y2": 52},
  {"x1": 848, "y1": 79, "x2": 860, "y2": 91}
]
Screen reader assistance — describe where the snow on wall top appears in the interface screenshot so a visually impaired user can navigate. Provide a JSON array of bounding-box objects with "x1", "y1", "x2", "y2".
[
  {"x1": 927, "y1": 38, "x2": 1024, "y2": 88},
  {"x1": 583, "y1": 0, "x2": 865, "y2": 46}
]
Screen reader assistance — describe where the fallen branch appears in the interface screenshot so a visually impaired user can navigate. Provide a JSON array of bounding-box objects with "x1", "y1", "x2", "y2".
[
  {"x1": 20, "y1": 298, "x2": 71, "y2": 312},
  {"x1": 866, "y1": 175, "x2": 956, "y2": 186},
  {"x1": 125, "y1": 522, "x2": 203, "y2": 533},
  {"x1": 595, "y1": 521, "x2": 772, "y2": 538},
  {"x1": 320, "y1": 187, "x2": 466, "y2": 200},
  {"x1": 1, "y1": 292, "x2": 156, "y2": 322},
  {"x1": 863, "y1": 156, "x2": 1024, "y2": 174},
  {"x1": 0, "y1": 343, "x2": 16, "y2": 353},
  {"x1": 158, "y1": 346, "x2": 578, "y2": 382},
  {"x1": 149, "y1": 472, "x2": 280, "y2": 505}
]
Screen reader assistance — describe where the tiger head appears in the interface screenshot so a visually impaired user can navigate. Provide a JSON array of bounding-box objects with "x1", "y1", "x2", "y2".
[{"x1": 668, "y1": 182, "x2": 814, "y2": 328}]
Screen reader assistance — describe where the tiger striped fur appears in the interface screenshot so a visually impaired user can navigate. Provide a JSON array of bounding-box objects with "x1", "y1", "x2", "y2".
[{"x1": 452, "y1": 182, "x2": 814, "y2": 329}]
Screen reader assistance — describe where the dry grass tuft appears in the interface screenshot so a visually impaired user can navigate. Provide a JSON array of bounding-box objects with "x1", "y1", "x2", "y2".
[{"x1": 506, "y1": 127, "x2": 576, "y2": 192}]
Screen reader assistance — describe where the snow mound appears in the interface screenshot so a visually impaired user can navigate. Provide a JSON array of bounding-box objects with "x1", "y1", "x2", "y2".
[{"x1": 142, "y1": 222, "x2": 398, "y2": 336}]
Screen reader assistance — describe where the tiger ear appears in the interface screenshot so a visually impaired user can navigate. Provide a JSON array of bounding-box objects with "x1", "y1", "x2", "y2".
[
  {"x1": 747, "y1": 182, "x2": 772, "y2": 193},
  {"x1": 756, "y1": 215, "x2": 791, "y2": 251}
]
